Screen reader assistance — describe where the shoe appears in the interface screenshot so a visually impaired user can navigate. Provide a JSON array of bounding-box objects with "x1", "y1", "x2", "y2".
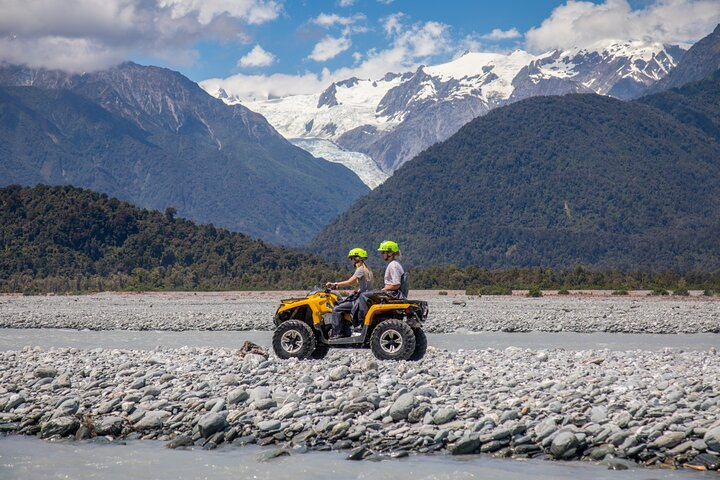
[{"x1": 329, "y1": 334, "x2": 347, "y2": 340}]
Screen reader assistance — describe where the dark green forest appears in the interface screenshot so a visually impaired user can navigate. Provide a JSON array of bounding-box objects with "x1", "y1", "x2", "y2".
[
  {"x1": 2, "y1": 185, "x2": 719, "y2": 294},
  {"x1": 0, "y1": 185, "x2": 344, "y2": 293}
]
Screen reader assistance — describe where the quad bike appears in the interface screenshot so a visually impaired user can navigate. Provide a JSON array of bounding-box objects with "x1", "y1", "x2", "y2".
[{"x1": 272, "y1": 277, "x2": 428, "y2": 361}]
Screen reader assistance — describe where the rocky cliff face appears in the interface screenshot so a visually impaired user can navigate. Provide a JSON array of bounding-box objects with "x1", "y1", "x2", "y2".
[{"x1": 647, "y1": 24, "x2": 720, "y2": 93}]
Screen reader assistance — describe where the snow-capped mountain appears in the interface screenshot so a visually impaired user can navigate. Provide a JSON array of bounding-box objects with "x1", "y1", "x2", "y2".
[
  {"x1": 202, "y1": 41, "x2": 684, "y2": 175},
  {"x1": 511, "y1": 42, "x2": 685, "y2": 101}
]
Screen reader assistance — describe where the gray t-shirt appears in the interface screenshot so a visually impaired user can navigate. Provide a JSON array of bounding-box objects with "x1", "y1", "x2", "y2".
[
  {"x1": 352, "y1": 266, "x2": 373, "y2": 292},
  {"x1": 384, "y1": 260, "x2": 404, "y2": 287}
]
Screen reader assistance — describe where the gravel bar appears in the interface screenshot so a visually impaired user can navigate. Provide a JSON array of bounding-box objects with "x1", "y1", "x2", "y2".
[
  {"x1": 1, "y1": 292, "x2": 719, "y2": 334},
  {"x1": 1, "y1": 345, "x2": 719, "y2": 470}
]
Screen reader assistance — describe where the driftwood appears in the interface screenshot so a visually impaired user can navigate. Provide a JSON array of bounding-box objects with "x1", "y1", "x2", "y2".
[{"x1": 237, "y1": 340, "x2": 268, "y2": 359}]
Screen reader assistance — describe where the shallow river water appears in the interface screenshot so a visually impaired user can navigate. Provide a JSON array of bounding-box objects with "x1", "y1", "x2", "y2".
[
  {"x1": 0, "y1": 328, "x2": 718, "y2": 352},
  {"x1": 0, "y1": 436, "x2": 713, "y2": 480}
]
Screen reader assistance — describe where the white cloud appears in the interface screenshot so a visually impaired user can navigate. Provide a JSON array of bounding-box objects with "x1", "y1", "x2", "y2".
[
  {"x1": 525, "y1": 0, "x2": 720, "y2": 51},
  {"x1": 313, "y1": 13, "x2": 365, "y2": 28},
  {"x1": 159, "y1": 0, "x2": 281, "y2": 25},
  {"x1": 338, "y1": 0, "x2": 356, "y2": 6},
  {"x1": 382, "y1": 13, "x2": 405, "y2": 36},
  {"x1": 377, "y1": 0, "x2": 395, "y2": 4},
  {"x1": 201, "y1": 71, "x2": 330, "y2": 100},
  {"x1": 0, "y1": 0, "x2": 281, "y2": 72},
  {"x1": 237, "y1": 44, "x2": 275, "y2": 68},
  {"x1": 207, "y1": 19, "x2": 452, "y2": 101},
  {"x1": 309, "y1": 35, "x2": 352, "y2": 61},
  {"x1": 481, "y1": 28, "x2": 522, "y2": 40}
]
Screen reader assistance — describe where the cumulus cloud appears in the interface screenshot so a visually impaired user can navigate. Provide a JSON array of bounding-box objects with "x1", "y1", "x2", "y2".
[
  {"x1": 525, "y1": 0, "x2": 720, "y2": 51},
  {"x1": 237, "y1": 44, "x2": 275, "y2": 68},
  {"x1": 313, "y1": 12, "x2": 366, "y2": 28},
  {"x1": 201, "y1": 71, "x2": 330, "y2": 101},
  {"x1": 382, "y1": 13, "x2": 406, "y2": 36},
  {"x1": 338, "y1": 0, "x2": 356, "y2": 6},
  {"x1": 206, "y1": 18, "x2": 452, "y2": 101},
  {"x1": 481, "y1": 28, "x2": 522, "y2": 40},
  {"x1": 0, "y1": 0, "x2": 281, "y2": 72},
  {"x1": 309, "y1": 35, "x2": 352, "y2": 61}
]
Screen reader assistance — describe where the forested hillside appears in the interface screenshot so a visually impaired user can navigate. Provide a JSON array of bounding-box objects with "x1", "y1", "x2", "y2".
[
  {"x1": 309, "y1": 73, "x2": 720, "y2": 271},
  {"x1": 0, "y1": 185, "x2": 341, "y2": 292}
]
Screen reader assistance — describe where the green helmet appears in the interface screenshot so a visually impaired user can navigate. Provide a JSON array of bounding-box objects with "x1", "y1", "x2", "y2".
[
  {"x1": 347, "y1": 247, "x2": 368, "y2": 259},
  {"x1": 377, "y1": 240, "x2": 400, "y2": 253}
]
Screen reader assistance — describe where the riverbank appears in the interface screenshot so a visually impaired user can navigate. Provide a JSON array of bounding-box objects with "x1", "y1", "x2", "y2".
[
  {"x1": 1, "y1": 292, "x2": 719, "y2": 333},
  {"x1": 1, "y1": 344, "x2": 718, "y2": 471},
  {"x1": 0, "y1": 435, "x2": 711, "y2": 479}
]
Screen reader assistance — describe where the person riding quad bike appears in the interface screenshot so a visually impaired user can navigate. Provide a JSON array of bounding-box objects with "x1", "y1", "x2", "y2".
[
  {"x1": 271, "y1": 240, "x2": 428, "y2": 361},
  {"x1": 324, "y1": 247, "x2": 374, "y2": 340},
  {"x1": 356, "y1": 240, "x2": 404, "y2": 325}
]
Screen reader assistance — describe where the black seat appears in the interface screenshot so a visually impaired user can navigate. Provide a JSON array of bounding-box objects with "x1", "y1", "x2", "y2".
[
  {"x1": 367, "y1": 272, "x2": 409, "y2": 303},
  {"x1": 398, "y1": 272, "x2": 409, "y2": 299}
]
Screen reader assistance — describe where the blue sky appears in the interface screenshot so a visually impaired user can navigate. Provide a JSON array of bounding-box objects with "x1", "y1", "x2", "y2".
[
  {"x1": 179, "y1": 1, "x2": 573, "y2": 81},
  {"x1": 1, "y1": 0, "x2": 718, "y2": 97}
]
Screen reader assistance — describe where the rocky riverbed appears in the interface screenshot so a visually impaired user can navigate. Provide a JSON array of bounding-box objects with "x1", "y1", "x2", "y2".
[
  {"x1": 1, "y1": 292, "x2": 719, "y2": 334},
  {"x1": 1, "y1": 344, "x2": 719, "y2": 471}
]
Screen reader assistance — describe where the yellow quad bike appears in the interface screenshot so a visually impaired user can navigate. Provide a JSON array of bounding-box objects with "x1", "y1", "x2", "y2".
[{"x1": 272, "y1": 280, "x2": 428, "y2": 361}]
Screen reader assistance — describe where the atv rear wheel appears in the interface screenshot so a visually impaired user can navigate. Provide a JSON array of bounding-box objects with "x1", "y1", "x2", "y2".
[
  {"x1": 370, "y1": 319, "x2": 416, "y2": 361},
  {"x1": 272, "y1": 320, "x2": 316, "y2": 360},
  {"x1": 408, "y1": 327, "x2": 427, "y2": 361}
]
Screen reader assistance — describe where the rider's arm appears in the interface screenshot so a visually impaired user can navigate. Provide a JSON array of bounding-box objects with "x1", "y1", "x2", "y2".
[
  {"x1": 382, "y1": 283, "x2": 400, "y2": 291},
  {"x1": 326, "y1": 275, "x2": 358, "y2": 289}
]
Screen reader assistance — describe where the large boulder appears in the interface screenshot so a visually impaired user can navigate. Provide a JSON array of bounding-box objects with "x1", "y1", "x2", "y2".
[
  {"x1": 389, "y1": 393, "x2": 416, "y2": 421},
  {"x1": 198, "y1": 412, "x2": 228, "y2": 438},
  {"x1": 41, "y1": 417, "x2": 80, "y2": 438},
  {"x1": 551, "y1": 431, "x2": 579, "y2": 458},
  {"x1": 705, "y1": 427, "x2": 720, "y2": 451}
]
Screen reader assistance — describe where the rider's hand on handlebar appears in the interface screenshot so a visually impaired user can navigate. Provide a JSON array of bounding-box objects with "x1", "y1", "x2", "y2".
[{"x1": 325, "y1": 282, "x2": 336, "y2": 289}]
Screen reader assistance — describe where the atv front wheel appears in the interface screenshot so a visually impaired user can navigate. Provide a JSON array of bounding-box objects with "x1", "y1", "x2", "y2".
[
  {"x1": 370, "y1": 319, "x2": 416, "y2": 361},
  {"x1": 272, "y1": 320, "x2": 317, "y2": 360}
]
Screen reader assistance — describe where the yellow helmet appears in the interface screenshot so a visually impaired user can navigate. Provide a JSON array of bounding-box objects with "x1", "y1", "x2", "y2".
[
  {"x1": 347, "y1": 247, "x2": 368, "y2": 259},
  {"x1": 377, "y1": 240, "x2": 399, "y2": 252}
]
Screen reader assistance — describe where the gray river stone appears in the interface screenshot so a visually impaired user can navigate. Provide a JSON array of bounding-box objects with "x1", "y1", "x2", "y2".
[
  {"x1": 41, "y1": 416, "x2": 79, "y2": 438},
  {"x1": 135, "y1": 410, "x2": 170, "y2": 430},
  {"x1": 258, "y1": 420, "x2": 281, "y2": 432},
  {"x1": 5, "y1": 394, "x2": 25, "y2": 411},
  {"x1": 198, "y1": 412, "x2": 228, "y2": 438},
  {"x1": 551, "y1": 431, "x2": 579, "y2": 458},
  {"x1": 95, "y1": 416, "x2": 124, "y2": 436},
  {"x1": 52, "y1": 398, "x2": 79, "y2": 419},
  {"x1": 651, "y1": 431, "x2": 686, "y2": 449},
  {"x1": 329, "y1": 366, "x2": 350, "y2": 382},
  {"x1": 389, "y1": 393, "x2": 415, "y2": 421},
  {"x1": 253, "y1": 399, "x2": 277, "y2": 411},
  {"x1": 34, "y1": 366, "x2": 57, "y2": 378},
  {"x1": 704, "y1": 427, "x2": 720, "y2": 451},
  {"x1": 249, "y1": 387, "x2": 271, "y2": 402},
  {"x1": 450, "y1": 435, "x2": 481, "y2": 455},
  {"x1": 433, "y1": 407, "x2": 457, "y2": 425},
  {"x1": 227, "y1": 388, "x2": 249, "y2": 405}
]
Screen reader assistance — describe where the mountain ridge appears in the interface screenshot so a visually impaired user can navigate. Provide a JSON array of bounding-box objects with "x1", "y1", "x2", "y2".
[
  {"x1": 0, "y1": 62, "x2": 369, "y2": 246},
  {"x1": 308, "y1": 73, "x2": 720, "y2": 271},
  {"x1": 205, "y1": 40, "x2": 689, "y2": 173}
]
